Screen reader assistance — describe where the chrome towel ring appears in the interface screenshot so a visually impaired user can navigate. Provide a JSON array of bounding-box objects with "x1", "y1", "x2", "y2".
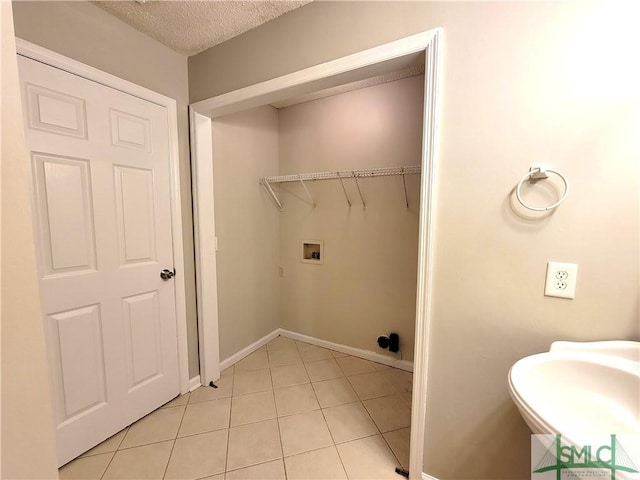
[{"x1": 515, "y1": 165, "x2": 569, "y2": 211}]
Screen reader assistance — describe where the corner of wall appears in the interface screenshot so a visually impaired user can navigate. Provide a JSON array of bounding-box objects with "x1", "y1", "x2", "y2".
[{"x1": 1, "y1": 2, "x2": 59, "y2": 477}]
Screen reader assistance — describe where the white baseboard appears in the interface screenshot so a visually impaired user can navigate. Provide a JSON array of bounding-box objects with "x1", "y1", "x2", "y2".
[
  {"x1": 188, "y1": 376, "x2": 202, "y2": 392},
  {"x1": 422, "y1": 473, "x2": 439, "y2": 480},
  {"x1": 219, "y1": 329, "x2": 280, "y2": 371},
  {"x1": 217, "y1": 328, "x2": 414, "y2": 373},
  {"x1": 279, "y1": 328, "x2": 413, "y2": 372}
]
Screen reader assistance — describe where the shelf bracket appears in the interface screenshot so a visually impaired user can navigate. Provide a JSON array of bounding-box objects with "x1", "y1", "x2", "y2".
[
  {"x1": 336, "y1": 172, "x2": 352, "y2": 207},
  {"x1": 401, "y1": 167, "x2": 409, "y2": 208},
  {"x1": 261, "y1": 178, "x2": 283, "y2": 210},
  {"x1": 298, "y1": 177, "x2": 316, "y2": 207},
  {"x1": 352, "y1": 171, "x2": 366, "y2": 208}
]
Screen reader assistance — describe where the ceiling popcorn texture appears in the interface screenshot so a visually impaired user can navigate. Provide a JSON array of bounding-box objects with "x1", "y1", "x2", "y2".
[{"x1": 94, "y1": 1, "x2": 312, "y2": 56}]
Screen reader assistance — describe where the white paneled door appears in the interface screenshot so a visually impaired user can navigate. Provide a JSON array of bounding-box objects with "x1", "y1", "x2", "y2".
[{"x1": 18, "y1": 56, "x2": 180, "y2": 467}]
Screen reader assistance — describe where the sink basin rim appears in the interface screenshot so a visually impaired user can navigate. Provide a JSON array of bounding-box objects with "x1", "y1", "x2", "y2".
[{"x1": 508, "y1": 341, "x2": 640, "y2": 438}]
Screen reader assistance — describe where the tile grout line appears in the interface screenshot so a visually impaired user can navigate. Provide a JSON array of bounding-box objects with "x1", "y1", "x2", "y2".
[
  {"x1": 95, "y1": 424, "x2": 129, "y2": 480},
  {"x1": 276, "y1": 340, "x2": 320, "y2": 473},
  {"x1": 297, "y1": 341, "x2": 350, "y2": 478},
  {"x1": 223, "y1": 367, "x2": 235, "y2": 477},
  {"x1": 160, "y1": 398, "x2": 190, "y2": 480},
  {"x1": 334, "y1": 393, "x2": 401, "y2": 477},
  {"x1": 381, "y1": 430, "x2": 407, "y2": 471},
  {"x1": 226, "y1": 349, "x2": 281, "y2": 475},
  {"x1": 97, "y1": 450, "x2": 117, "y2": 480},
  {"x1": 328, "y1": 411, "x2": 350, "y2": 479},
  {"x1": 109, "y1": 437, "x2": 180, "y2": 453},
  {"x1": 172, "y1": 425, "x2": 230, "y2": 441},
  {"x1": 358, "y1": 376, "x2": 408, "y2": 472},
  {"x1": 335, "y1": 355, "x2": 405, "y2": 475},
  {"x1": 261, "y1": 341, "x2": 404, "y2": 477},
  {"x1": 275, "y1": 410, "x2": 288, "y2": 478},
  {"x1": 268, "y1": 349, "x2": 287, "y2": 479},
  {"x1": 103, "y1": 404, "x2": 184, "y2": 454},
  {"x1": 96, "y1": 338, "x2": 408, "y2": 480},
  {"x1": 71, "y1": 338, "x2": 400, "y2": 479},
  {"x1": 224, "y1": 458, "x2": 283, "y2": 477}
]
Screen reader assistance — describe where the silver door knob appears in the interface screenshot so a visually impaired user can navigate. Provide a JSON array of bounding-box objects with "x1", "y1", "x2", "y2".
[{"x1": 160, "y1": 268, "x2": 175, "y2": 280}]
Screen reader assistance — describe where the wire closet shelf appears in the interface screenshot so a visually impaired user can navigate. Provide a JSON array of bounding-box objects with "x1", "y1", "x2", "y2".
[{"x1": 260, "y1": 165, "x2": 421, "y2": 210}]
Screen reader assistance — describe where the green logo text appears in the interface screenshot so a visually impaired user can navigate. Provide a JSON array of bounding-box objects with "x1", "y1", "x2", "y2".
[{"x1": 533, "y1": 434, "x2": 639, "y2": 480}]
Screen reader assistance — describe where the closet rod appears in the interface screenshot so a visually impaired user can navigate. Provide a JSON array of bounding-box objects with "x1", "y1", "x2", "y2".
[{"x1": 262, "y1": 165, "x2": 420, "y2": 184}]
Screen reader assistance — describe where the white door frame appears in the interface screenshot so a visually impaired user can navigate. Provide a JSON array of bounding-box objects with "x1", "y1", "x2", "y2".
[
  {"x1": 190, "y1": 29, "x2": 441, "y2": 479},
  {"x1": 16, "y1": 38, "x2": 191, "y2": 396}
]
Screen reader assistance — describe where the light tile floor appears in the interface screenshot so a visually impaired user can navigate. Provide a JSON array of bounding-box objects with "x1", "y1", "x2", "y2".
[{"x1": 59, "y1": 337, "x2": 412, "y2": 480}]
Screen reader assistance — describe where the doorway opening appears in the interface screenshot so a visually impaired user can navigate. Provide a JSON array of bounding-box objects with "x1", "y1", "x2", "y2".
[{"x1": 190, "y1": 29, "x2": 441, "y2": 479}]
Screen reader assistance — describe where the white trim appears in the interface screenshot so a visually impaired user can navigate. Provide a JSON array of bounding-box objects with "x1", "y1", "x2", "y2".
[
  {"x1": 189, "y1": 107, "x2": 221, "y2": 386},
  {"x1": 422, "y1": 473, "x2": 440, "y2": 480},
  {"x1": 191, "y1": 30, "x2": 435, "y2": 119},
  {"x1": 15, "y1": 38, "x2": 191, "y2": 395},
  {"x1": 166, "y1": 103, "x2": 189, "y2": 395},
  {"x1": 219, "y1": 330, "x2": 280, "y2": 372},
  {"x1": 279, "y1": 329, "x2": 413, "y2": 372},
  {"x1": 189, "y1": 28, "x2": 442, "y2": 480},
  {"x1": 409, "y1": 30, "x2": 442, "y2": 480},
  {"x1": 218, "y1": 327, "x2": 413, "y2": 373},
  {"x1": 188, "y1": 376, "x2": 202, "y2": 392},
  {"x1": 17, "y1": 39, "x2": 171, "y2": 109}
]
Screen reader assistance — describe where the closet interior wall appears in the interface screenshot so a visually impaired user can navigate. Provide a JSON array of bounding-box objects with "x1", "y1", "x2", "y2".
[
  {"x1": 278, "y1": 75, "x2": 424, "y2": 360},
  {"x1": 212, "y1": 106, "x2": 281, "y2": 360},
  {"x1": 211, "y1": 75, "x2": 424, "y2": 363}
]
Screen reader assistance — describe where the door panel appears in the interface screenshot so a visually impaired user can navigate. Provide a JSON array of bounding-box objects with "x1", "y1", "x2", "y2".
[
  {"x1": 114, "y1": 165, "x2": 157, "y2": 264},
  {"x1": 122, "y1": 291, "x2": 163, "y2": 389},
  {"x1": 25, "y1": 82, "x2": 88, "y2": 138},
  {"x1": 110, "y1": 108, "x2": 151, "y2": 151},
  {"x1": 32, "y1": 154, "x2": 97, "y2": 275},
  {"x1": 18, "y1": 56, "x2": 180, "y2": 467},
  {"x1": 49, "y1": 304, "x2": 107, "y2": 421}
]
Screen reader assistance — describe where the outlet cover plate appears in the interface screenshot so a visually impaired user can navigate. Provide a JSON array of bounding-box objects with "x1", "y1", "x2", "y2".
[{"x1": 545, "y1": 262, "x2": 578, "y2": 299}]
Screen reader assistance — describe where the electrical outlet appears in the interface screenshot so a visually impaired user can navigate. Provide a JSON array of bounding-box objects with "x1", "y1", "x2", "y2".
[
  {"x1": 545, "y1": 262, "x2": 578, "y2": 299},
  {"x1": 555, "y1": 271, "x2": 568, "y2": 280},
  {"x1": 554, "y1": 280, "x2": 567, "y2": 290},
  {"x1": 278, "y1": 267, "x2": 285, "y2": 277}
]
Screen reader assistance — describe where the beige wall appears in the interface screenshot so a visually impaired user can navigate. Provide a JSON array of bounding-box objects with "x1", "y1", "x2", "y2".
[
  {"x1": 278, "y1": 77, "x2": 423, "y2": 361},
  {"x1": 211, "y1": 106, "x2": 281, "y2": 360},
  {"x1": 190, "y1": 2, "x2": 639, "y2": 479},
  {"x1": 211, "y1": 78, "x2": 422, "y2": 363},
  {"x1": 12, "y1": 1, "x2": 200, "y2": 378},
  {"x1": 1, "y1": 2, "x2": 59, "y2": 477}
]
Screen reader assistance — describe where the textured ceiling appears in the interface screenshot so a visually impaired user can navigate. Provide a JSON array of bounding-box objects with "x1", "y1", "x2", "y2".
[
  {"x1": 94, "y1": 0, "x2": 423, "y2": 108},
  {"x1": 94, "y1": 1, "x2": 312, "y2": 56}
]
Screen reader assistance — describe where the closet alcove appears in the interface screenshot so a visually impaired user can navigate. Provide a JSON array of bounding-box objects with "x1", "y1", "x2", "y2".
[
  {"x1": 190, "y1": 30, "x2": 440, "y2": 479},
  {"x1": 213, "y1": 67, "x2": 424, "y2": 360}
]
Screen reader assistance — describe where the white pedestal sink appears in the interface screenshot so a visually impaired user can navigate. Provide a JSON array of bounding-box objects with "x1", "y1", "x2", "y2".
[{"x1": 508, "y1": 341, "x2": 640, "y2": 438}]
